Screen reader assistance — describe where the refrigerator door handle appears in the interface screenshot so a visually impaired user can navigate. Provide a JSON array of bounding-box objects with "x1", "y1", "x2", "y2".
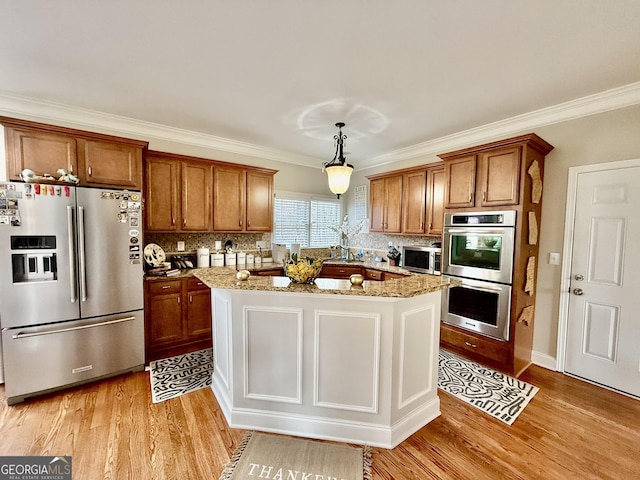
[
  {"x1": 78, "y1": 206, "x2": 88, "y2": 302},
  {"x1": 67, "y1": 206, "x2": 78, "y2": 303},
  {"x1": 11, "y1": 316, "x2": 137, "y2": 339}
]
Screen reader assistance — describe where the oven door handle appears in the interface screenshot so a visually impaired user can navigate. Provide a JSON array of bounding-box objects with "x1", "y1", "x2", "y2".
[
  {"x1": 458, "y1": 283, "x2": 505, "y2": 294},
  {"x1": 445, "y1": 228, "x2": 508, "y2": 235}
]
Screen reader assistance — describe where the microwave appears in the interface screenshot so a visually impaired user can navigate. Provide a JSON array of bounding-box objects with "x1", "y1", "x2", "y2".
[{"x1": 402, "y1": 245, "x2": 441, "y2": 275}]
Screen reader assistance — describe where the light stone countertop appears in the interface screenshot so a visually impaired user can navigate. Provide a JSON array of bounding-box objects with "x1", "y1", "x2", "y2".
[{"x1": 183, "y1": 260, "x2": 458, "y2": 298}]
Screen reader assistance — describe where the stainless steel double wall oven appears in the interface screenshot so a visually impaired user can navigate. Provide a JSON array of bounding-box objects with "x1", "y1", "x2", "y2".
[{"x1": 441, "y1": 210, "x2": 516, "y2": 341}]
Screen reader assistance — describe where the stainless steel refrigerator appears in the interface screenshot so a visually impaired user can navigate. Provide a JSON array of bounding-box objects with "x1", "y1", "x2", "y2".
[{"x1": 0, "y1": 182, "x2": 144, "y2": 405}]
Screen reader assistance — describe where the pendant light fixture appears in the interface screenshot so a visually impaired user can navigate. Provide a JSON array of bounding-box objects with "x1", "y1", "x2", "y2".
[{"x1": 322, "y1": 122, "x2": 353, "y2": 198}]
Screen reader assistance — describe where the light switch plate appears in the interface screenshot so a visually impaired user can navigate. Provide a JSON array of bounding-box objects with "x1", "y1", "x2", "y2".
[
  {"x1": 177, "y1": 241, "x2": 185, "y2": 252},
  {"x1": 256, "y1": 240, "x2": 268, "y2": 249},
  {"x1": 549, "y1": 252, "x2": 560, "y2": 265}
]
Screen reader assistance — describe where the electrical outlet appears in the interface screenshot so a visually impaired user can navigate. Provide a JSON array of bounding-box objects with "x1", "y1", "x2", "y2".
[
  {"x1": 177, "y1": 241, "x2": 185, "y2": 252},
  {"x1": 256, "y1": 241, "x2": 268, "y2": 249},
  {"x1": 549, "y1": 252, "x2": 560, "y2": 265}
]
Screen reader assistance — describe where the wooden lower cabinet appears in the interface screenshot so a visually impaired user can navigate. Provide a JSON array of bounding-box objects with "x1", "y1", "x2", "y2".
[
  {"x1": 319, "y1": 264, "x2": 364, "y2": 279},
  {"x1": 440, "y1": 323, "x2": 512, "y2": 372},
  {"x1": 145, "y1": 277, "x2": 212, "y2": 362}
]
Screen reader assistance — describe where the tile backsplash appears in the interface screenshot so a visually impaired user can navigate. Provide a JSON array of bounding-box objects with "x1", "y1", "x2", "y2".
[{"x1": 144, "y1": 231, "x2": 441, "y2": 261}]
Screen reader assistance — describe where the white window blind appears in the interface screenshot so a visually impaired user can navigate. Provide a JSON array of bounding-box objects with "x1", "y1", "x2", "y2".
[{"x1": 273, "y1": 193, "x2": 341, "y2": 247}]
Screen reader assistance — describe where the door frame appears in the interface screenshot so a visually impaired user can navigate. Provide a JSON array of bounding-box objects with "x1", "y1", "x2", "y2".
[{"x1": 556, "y1": 157, "x2": 640, "y2": 372}]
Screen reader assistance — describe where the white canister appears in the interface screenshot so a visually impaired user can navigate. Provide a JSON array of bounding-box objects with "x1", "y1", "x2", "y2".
[
  {"x1": 225, "y1": 253, "x2": 236, "y2": 266},
  {"x1": 246, "y1": 253, "x2": 254, "y2": 264},
  {"x1": 197, "y1": 248, "x2": 210, "y2": 268},
  {"x1": 291, "y1": 243, "x2": 301, "y2": 258},
  {"x1": 211, "y1": 253, "x2": 224, "y2": 267},
  {"x1": 236, "y1": 252, "x2": 246, "y2": 264}
]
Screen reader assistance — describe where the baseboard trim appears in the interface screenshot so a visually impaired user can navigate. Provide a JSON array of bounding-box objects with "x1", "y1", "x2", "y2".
[{"x1": 531, "y1": 351, "x2": 557, "y2": 371}]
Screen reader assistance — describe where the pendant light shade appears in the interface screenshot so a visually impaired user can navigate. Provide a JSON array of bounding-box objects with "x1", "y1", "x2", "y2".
[{"x1": 322, "y1": 122, "x2": 353, "y2": 198}]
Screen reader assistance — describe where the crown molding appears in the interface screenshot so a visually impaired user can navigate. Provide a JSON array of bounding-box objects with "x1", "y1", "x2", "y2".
[
  {"x1": 1, "y1": 81, "x2": 640, "y2": 171},
  {"x1": 0, "y1": 93, "x2": 320, "y2": 167},
  {"x1": 365, "y1": 81, "x2": 640, "y2": 170}
]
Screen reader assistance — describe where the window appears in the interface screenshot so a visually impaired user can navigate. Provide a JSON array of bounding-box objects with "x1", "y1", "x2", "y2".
[{"x1": 273, "y1": 192, "x2": 341, "y2": 247}]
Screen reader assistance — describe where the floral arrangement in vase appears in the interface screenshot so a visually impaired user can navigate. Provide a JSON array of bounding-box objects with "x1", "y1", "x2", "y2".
[{"x1": 328, "y1": 214, "x2": 367, "y2": 259}]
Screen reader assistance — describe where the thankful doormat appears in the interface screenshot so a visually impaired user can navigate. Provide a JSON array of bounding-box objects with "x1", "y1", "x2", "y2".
[
  {"x1": 149, "y1": 348, "x2": 213, "y2": 403},
  {"x1": 219, "y1": 432, "x2": 373, "y2": 480},
  {"x1": 438, "y1": 349, "x2": 539, "y2": 425}
]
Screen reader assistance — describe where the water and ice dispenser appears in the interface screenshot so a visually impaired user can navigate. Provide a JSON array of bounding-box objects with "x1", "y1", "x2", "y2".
[{"x1": 10, "y1": 235, "x2": 58, "y2": 283}]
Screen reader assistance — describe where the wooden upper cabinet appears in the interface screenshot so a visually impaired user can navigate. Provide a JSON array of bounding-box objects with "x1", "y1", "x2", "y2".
[
  {"x1": 1, "y1": 117, "x2": 147, "y2": 188},
  {"x1": 369, "y1": 165, "x2": 445, "y2": 236},
  {"x1": 78, "y1": 139, "x2": 143, "y2": 189},
  {"x1": 426, "y1": 165, "x2": 445, "y2": 235},
  {"x1": 369, "y1": 174, "x2": 403, "y2": 233},
  {"x1": 444, "y1": 155, "x2": 476, "y2": 208},
  {"x1": 144, "y1": 151, "x2": 212, "y2": 232},
  {"x1": 213, "y1": 165, "x2": 275, "y2": 232},
  {"x1": 145, "y1": 155, "x2": 179, "y2": 231},
  {"x1": 181, "y1": 160, "x2": 212, "y2": 231},
  {"x1": 4, "y1": 127, "x2": 78, "y2": 180},
  {"x1": 246, "y1": 170, "x2": 273, "y2": 232},
  {"x1": 439, "y1": 134, "x2": 553, "y2": 211},
  {"x1": 213, "y1": 165, "x2": 246, "y2": 232},
  {"x1": 477, "y1": 147, "x2": 521, "y2": 207},
  {"x1": 402, "y1": 169, "x2": 427, "y2": 234}
]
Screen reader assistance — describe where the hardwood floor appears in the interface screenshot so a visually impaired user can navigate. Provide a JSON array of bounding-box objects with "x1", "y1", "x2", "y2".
[{"x1": 0, "y1": 365, "x2": 638, "y2": 479}]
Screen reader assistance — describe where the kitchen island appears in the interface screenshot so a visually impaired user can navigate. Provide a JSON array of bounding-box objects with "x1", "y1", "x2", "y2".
[{"x1": 195, "y1": 264, "x2": 455, "y2": 448}]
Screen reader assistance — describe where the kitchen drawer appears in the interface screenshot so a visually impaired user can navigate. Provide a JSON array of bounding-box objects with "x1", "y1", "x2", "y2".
[
  {"x1": 187, "y1": 277, "x2": 209, "y2": 291},
  {"x1": 320, "y1": 265, "x2": 363, "y2": 279},
  {"x1": 254, "y1": 268, "x2": 284, "y2": 276},
  {"x1": 440, "y1": 324, "x2": 511, "y2": 366},
  {"x1": 364, "y1": 268, "x2": 383, "y2": 281},
  {"x1": 148, "y1": 279, "x2": 182, "y2": 295}
]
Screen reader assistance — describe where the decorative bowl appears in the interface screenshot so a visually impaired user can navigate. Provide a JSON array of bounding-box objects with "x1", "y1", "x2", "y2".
[{"x1": 285, "y1": 257, "x2": 323, "y2": 284}]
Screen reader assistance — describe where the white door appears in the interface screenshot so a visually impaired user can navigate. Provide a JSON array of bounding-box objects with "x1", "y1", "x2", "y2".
[{"x1": 565, "y1": 165, "x2": 640, "y2": 398}]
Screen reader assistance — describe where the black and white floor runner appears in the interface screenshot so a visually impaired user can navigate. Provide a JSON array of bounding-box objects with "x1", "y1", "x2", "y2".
[
  {"x1": 149, "y1": 348, "x2": 213, "y2": 403},
  {"x1": 438, "y1": 349, "x2": 539, "y2": 425}
]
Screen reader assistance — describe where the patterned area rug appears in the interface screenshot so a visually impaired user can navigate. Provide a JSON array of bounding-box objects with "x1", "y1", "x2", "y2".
[
  {"x1": 438, "y1": 349, "x2": 539, "y2": 425},
  {"x1": 219, "y1": 432, "x2": 372, "y2": 480},
  {"x1": 149, "y1": 348, "x2": 213, "y2": 403}
]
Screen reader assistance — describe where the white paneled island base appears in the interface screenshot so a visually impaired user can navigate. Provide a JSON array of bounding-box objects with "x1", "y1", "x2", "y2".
[{"x1": 210, "y1": 288, "x2": 442, "y2": 449}]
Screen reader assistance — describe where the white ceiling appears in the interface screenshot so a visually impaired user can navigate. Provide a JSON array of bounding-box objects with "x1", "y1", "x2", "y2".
[{"x1": 1, "y1": 1, "x2": 640, "y2": 169}]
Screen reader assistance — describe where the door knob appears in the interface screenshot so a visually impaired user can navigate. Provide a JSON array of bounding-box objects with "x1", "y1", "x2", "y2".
[
  {"x1": 574, "y1": 274, "x2": 584, "y2": 281},
  {"x1": 573, "y1": 288, "x2": 584, "y2": 296}
]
